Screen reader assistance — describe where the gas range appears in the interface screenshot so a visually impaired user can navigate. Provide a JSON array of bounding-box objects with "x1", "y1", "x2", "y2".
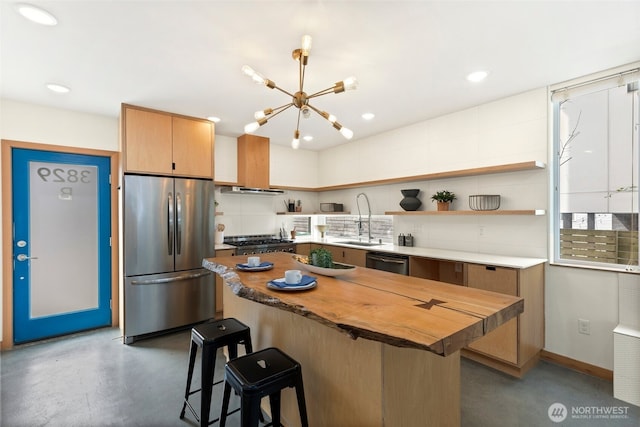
[{"x1": 224, "y1": 234, "x2": 296, "y2": 255}]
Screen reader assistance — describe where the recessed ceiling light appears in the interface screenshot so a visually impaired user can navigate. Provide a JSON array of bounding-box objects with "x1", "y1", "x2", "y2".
[
  {"x1": 207, "y1": 116, "x2": 221, "y2": 123},
  {"x1": 15, "y1": 3, "x2": 58, "y2": 26},
  {"x1": 303, "y1": 135, "x2": 313, "y2": 142},
  {"x1": 362, "y1": 112, "x2": 375, "y2": 120},
  {"x1": 46, "y1": 83, "x2": 70, "y2": 93},
  {"x1": 466, "y1": 70, "x2": 488, "y2": 83}
]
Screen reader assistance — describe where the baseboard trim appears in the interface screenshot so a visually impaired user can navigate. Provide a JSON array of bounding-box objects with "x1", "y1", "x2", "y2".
[{"x1": 540, "y1": 350, "x2": 613, "y2": 382}]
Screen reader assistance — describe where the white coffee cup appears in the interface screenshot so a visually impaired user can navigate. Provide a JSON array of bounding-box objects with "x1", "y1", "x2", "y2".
[
  {"x1": 284, "y1": 269, "x2": 302, "y2": 285},
  {"x1": 247, "y1": 256, "x2": 261, "y2": 267}
]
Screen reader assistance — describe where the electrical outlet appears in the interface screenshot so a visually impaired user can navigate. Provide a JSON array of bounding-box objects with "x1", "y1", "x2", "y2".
[
  {"x1": 479, "y1": 226, "x2": 485, "y2": 236},
  {"x1": 578, "y1": 318, "x2": 591, "y2": 335}
]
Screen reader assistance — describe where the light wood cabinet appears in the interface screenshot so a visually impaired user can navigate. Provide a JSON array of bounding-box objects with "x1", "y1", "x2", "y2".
[
  {"x1": 172, "y1": 116, "x2": 214, "y2": 178},
  {"x1": 310, "y1": 244, "x2": 367, "y2": 267},
  {"x1": 123, "y1": 107, "x2": 173, "y2": 174},
  {"x1": 122, "y1": 104, "x2": 214, "y2": 178},
  {"x1": 462, "y1": 263, "x2": 544, "y2": 377},
  {"x1": 409, "y1": 257, "x2": 465, "y2": 285},
  {"x1": 237, "y1": 134, "x2": 269, "y2": 188},
  {"x1": 295, "y1": 243, "x2": 311, "y2": 256},
  {"x1": 214, "y1": 249, "x2": 235, "y2": 315}
]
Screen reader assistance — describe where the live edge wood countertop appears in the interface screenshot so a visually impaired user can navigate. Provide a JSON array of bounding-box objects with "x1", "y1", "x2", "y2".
[{"x1": 203, "y1": 252, "x2": 523, "y2": 357}]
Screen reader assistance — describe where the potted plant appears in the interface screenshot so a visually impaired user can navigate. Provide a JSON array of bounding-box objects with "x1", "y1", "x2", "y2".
[{"x1": 431, "y1": 190, "x2": 456, "y2": 211}]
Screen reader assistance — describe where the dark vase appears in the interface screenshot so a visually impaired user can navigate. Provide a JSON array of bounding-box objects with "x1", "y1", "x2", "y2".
[{"x1": 400, "y1": 189, "x2": 422, "y2": 211}]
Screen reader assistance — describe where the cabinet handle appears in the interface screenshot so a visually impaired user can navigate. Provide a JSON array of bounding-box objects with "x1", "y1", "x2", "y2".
[{"x1": 486, "y1": 266, "x2": 496, "y2": 271}]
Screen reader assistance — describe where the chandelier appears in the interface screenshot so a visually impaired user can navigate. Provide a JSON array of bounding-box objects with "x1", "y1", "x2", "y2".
[{"x1": 242, "y1": 35, "x2": 358, "y2": 149}]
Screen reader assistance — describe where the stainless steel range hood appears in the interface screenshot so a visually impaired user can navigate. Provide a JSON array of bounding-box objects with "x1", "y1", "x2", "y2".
[{"x1": 220, "y1": 186, "x2": 285, "y2": 195}]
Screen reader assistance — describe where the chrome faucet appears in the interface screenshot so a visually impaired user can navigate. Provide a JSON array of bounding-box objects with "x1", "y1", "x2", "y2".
[{"x1": 356, "y1": 192, "x2": 372, "y2": 241}]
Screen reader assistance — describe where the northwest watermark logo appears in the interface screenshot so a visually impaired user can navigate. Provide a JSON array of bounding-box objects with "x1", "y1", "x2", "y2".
[
  {"x1": 548, "y1": 402, "x2": 630, "y2": 423},
  {"x1": 548, "y1": 402, "x2": 568, "y2": 423}
]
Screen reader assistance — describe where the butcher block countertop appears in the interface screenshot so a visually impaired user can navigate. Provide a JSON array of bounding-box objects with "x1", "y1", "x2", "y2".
[{"x1": 203, "y1": 252, "x2": 523, "y2": 357}]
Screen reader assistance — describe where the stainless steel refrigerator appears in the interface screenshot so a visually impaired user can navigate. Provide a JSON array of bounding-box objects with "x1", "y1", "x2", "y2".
[{"x1": 123, "y1": 175, "x2": 216, "y2": 343}]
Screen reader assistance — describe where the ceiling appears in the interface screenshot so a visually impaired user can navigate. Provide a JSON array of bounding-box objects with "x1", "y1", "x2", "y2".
[{"x1": 2, "y1": 1, "x2": 640, "y2": 151}]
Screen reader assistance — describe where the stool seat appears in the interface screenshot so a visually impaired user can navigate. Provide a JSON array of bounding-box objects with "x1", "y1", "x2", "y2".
[
  {"x1": 220, "y1": 347, "x2": 308, "y2": 427},
  {"x1": 180, "y1": 318, "x2": 253, "y2": 427},
  {"x1": 192, "y1": 318, "x2": 252, "y2": 354}
]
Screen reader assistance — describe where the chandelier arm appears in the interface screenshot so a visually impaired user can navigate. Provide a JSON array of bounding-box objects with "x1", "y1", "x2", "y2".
[
  {"x1": 306, "y1": 87, "x2": 339, "y2": 99},
  {"x1": 267, "y1": 103, "x2": 295, "y2": 120},
  {"x1": 295, "y1": 108, "x2": 302, "y2": 133},
  {"x1": 269, "y1": 102, "x2": 294, "y2": 115},
  {"x1": 271, "y1": 85, "x2": 296, "y2": 98},
  {"x1": 305, "y1": 104, "x2": 327, "y2": 120},
  {"x1": 299, "y1": 58, "x2": 306, "y2": 92}
]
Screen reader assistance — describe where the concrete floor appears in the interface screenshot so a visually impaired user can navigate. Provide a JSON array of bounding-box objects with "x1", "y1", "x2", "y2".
[{"x1": 1, "y1": 326, "x2": 639, "y2": 427}]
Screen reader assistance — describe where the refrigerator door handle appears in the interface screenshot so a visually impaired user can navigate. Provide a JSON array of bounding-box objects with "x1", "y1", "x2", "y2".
[
  {"x1": 168, "y1": 192, "x2": 174, "y2": 255},
  {"x1": 130, "y1": 270, "x2": 212, "y2": 285},
  {"x1": 176, "y1": 192, "x2": 182, "y2": 255}
]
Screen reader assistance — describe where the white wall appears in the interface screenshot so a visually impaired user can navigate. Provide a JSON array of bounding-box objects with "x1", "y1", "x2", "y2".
[
  {"x1": 318, "y1": 89, "x2": 547, "y2": 186},
  {"x1": 1, "y1": 99, "x2": 119, "y2": 150},
  {"x1": 319, "y1": 89, "x2": 548, "y2": 259}
]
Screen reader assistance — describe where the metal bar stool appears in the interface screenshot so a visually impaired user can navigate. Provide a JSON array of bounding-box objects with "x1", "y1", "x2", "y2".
[
  {"x1": 180, "y1": 318, "x2": 253, "y2": 427},
  {"x1": 219, "y1": 347, "x2": 309, "y2": 427}
]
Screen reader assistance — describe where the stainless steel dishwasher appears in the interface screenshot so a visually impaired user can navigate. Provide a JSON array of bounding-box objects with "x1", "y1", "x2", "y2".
[{"x1": 366, "y1": 252, "x2": 409, "y2": 275}]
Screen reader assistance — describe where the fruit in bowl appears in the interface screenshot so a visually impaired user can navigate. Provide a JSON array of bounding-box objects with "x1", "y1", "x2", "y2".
[{"x1": 292, "y1": 249, "x2": 357, "y2": 277}]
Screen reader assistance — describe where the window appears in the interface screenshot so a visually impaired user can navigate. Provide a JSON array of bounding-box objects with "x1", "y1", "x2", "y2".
[
  {"x1": 291, "y1": 216, "x2": 311, "y2": 235},
  {"x1": 324, "y1": 215, "x2": 394, "y2": 243},
  {"x1": 553, "y1": 67, "x2": 640, "y2": 270}
]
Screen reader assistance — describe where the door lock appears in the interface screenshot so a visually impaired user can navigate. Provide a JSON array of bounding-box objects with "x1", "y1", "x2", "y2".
[{"x1": 16, "y1": 254, "x2": 38, "y2": 262}]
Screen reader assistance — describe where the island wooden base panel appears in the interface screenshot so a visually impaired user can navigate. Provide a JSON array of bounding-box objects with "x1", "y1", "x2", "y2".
[{"x1": 224, "y1": 285, "x2": 461, "y2": 427}]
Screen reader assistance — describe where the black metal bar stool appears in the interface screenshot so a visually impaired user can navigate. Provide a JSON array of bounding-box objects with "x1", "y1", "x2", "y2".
[
  {"x1": 219, "y1": 347, "x2": 309, "y2": 427},
  {"x1": 180, "y1": 318, "x2": 253, "y2": 427}
]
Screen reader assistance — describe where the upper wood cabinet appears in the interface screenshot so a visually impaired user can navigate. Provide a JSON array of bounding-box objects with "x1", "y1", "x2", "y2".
[
  {"x1": 237, "y1": 134, "x2": 269, "y2": 188},
  {"x1": 122, "y1": 104, "x2": 214, "y2": 178}
]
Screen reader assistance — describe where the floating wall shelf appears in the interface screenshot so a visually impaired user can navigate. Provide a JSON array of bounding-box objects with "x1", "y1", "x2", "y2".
[
  {"x1": 385, "y1": 210, "x2": 546, "y2": 216},
  {"x1": 277, "y1": 211, "x2": 351, "y2": 215}
]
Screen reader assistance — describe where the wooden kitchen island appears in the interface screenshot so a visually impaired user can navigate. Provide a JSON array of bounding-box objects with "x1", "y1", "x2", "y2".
[{"x1": 203, "y1": 252, "x2": 523, "y2": 427}]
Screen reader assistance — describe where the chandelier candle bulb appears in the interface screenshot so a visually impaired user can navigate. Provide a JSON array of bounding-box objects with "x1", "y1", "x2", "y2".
[
  {"x1": 340, "y1": 127, "x2": 354, "y2": 140},
  {"x1": 301, "y1": 35, "x2": 312, "y2": 54},
  {"x1": 343, "y1": 76, "x2": 359, "y2": 90}
]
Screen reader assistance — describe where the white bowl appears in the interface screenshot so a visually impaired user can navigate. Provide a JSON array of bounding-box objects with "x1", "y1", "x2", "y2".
[{"x1": 292, "y1": 255, "x2": 357, "y2": 277}]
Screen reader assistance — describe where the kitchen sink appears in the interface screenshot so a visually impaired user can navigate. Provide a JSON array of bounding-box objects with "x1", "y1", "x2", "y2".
[{"x1": 337, "y1": 240, "x2": 382, "y2": 247}]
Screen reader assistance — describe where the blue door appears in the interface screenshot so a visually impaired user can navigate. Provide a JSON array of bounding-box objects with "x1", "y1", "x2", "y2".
[{"x1": 12, "y1": 148, "x2": 112, "y2": 343}]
